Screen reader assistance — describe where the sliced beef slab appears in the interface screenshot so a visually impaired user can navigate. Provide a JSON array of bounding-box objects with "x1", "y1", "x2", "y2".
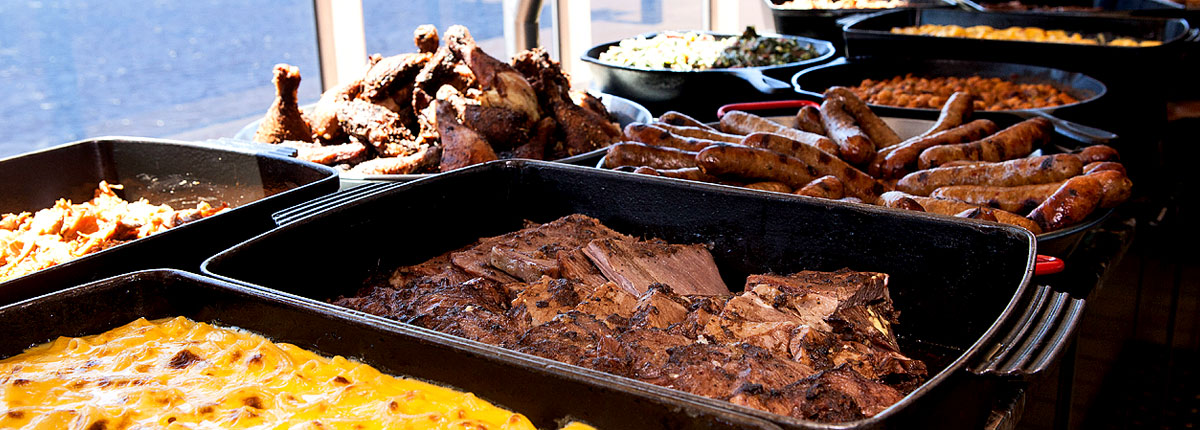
[
  {"x1": 336, "y1": 214, "x2": 927, "y2": 424},
  {"x1": 584, "y1": 238, "x2": 730, "y2": 296}
]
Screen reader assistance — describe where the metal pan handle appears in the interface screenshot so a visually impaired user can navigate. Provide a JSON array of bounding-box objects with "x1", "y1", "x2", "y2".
[
  {"x1": 728, "y1": 69, "x2": 794, "y2": 96},
  {"x1": 200, "y1": 138, "x2": 298, "y2": 159},
  {"x1": 790, "y1": 56, "x2": 847, "y2": 99},
  {"x1": 968, "y1": 285, "x2": 1085, "y2": 377},
  {"x1": 1016, "y1": 111, "x2": 1118, "y2": 145},
  {"x1": 271, "y1": 182, "x2": 403, "y2": 226},
  {"x1": 716, "y1": 100, "x2": 820, "y2": 118}
]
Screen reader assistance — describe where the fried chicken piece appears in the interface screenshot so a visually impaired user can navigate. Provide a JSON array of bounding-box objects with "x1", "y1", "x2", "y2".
[
  {"x1": 511, "y1": 47, "x2": 569, "y2": 101},
  {"x1": 546, "y1": 85, "x2": 623, "y2": 157},
  {"x1": 572, "y1": 89, "x2": 617, "y2": 123},
  {"x1": 506, "y1": 116, "x2": 555, "y2": 160},
  {"x1": 361, "y1": 53, "x2": 429, "y2": 102},
  {"x1": 435, "y1": 96, "x2": 497, "y2": 172},
  {"x1": 253, "y1": 64, "x2": 313, "y2": 143},
  {"x1": 412, "y1": 45, "x2": 475, "y2": 147},
  {"x1": 511, "y1": 48, "x2": 620, "y2": 157},
  {"x1": 336, "y1": 99, "x2": 421, "y2": 157},
  {"x1": 277, "y1": 141, "x2": 369, "y2": 166},
  {"x1": 414, "y1": 24, "x2": 439, "y2": 53},
  {"x1": 306, "y1": 78, "x2": 362, "y2": 143},
  {"x1": 349, "y1": 144, "x2": 441, "y2": 175},
  {"x1": 445, "y1": 25, "x2": 540, "y2": 123},
  {"x1": 461, "y1": 104, "x2": 530, "y2": 150},
  {"x1": 413, "y1": 45, "x2": 474, "y2": 113}
]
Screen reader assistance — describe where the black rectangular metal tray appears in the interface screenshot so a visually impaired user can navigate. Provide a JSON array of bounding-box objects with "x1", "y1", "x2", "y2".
[
  {"x1": 764, "y1": 0, "x2": 956, "y2": 57},
  {"x1": 0, "y1": 269, "x2": 781, "y2": 430},
  {"x1": 0, "y1": 137, "x2": 339, "y2": 305},
  {"x1": 841, "y1": 8, "x2": 1193, "y2": 92},
  {"x1": 839, "y1": 8, "x2": 1195, "y2": 175},
  {"x1": 202, "y1": 160, "x2": 1087, "y2": 429}
]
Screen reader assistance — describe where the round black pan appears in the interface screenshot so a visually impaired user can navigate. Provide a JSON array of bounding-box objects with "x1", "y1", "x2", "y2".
[
  {"x1": 582, "y1": 30, "x2": 836, "y2": 120},
  {"x1": 791, "y1": 57, "x2": 1116, "y2": 144}
]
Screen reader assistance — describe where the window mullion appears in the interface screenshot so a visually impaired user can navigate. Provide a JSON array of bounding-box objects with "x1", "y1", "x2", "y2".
[{"x1": 314, "y1": 0, "x2": 368, "y2": 91}]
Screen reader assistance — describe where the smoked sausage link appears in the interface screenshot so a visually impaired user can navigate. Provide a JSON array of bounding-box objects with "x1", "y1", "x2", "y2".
[
  {"x1": 918, "y1": 117, "x2": 1053, "y2": 169},
  {"x1": 604, "y1": 142, "x2": 699, "y2": 170},
  {"x1": 820, "y1": 97, "x2": 876, "y2": 165},
  {"x1": 1027, "y1": 174, "x2": 1103, "y2": 232},
  {"x1": 897, "y1": 153, "x2": 1083, "y2": 196}
]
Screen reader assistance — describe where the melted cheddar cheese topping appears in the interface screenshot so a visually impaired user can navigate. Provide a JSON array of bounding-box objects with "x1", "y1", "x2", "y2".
[{"x1": 0, "y1": 317, "x2": 562, "y2": 430}]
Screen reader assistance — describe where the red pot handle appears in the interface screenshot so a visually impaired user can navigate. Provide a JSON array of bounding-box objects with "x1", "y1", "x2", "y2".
[
  {"x1": 1034, "y1": 255, "x2": 1065, "y2": 276},
  {"x1": 716, "y1": 100, "x2": 821, "y2": 118}
]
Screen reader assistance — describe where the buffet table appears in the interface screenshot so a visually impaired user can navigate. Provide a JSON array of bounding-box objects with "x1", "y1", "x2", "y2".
[
  {"x1": 0, "y1": 5, "x2": 1191, "y2": 429},
  {"x1": 989, "y1": 211, "x2": 1138, "y2": 429}
]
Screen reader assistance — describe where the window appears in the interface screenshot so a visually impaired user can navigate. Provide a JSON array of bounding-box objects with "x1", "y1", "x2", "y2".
[
  {"x1": 0, "y1": 1, "x2": 321, "y2": 158},
  {"x1": 362, "y1": 0, "x2": 556, "y2": 59},
  {"x1": 0, "y1": 1, "x2": 771, "y2": 159}
]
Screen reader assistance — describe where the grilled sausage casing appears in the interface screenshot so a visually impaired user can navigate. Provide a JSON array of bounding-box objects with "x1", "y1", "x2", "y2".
[
  {"x1": 933, "y1": 168, "x2": 1132, "y2": 213},
  {"x1": 659, "y1": 111, "x2": 715, "y2": 130},
  {"x1": 826, "y1": 86, "x2": 902, "y2": 147},
  {"x1": 1076, "y1": 144, "x2": 1120, "y2": 163},
  {"x1": 881, "y1": 191, "x2": 1043, "y2": 233},
  {"x1": 1083, "y1": 161, "x2": 1126, "y2": 175},
  {"x1": 930, "y1": 183, "x2": 1061, "y2": 214},
  {"x1": 820, "y1": 97, "x2": 876, "y2": 165},
  {"x1": 632, "y1": 166, "x2": 723, "y2": 183},
  {"x1": 923, "y1": 92, "x2": 973, "y2": 138},
  {"x1": 720, "y1": 111, "x2": 840, "y2": 156},
  {"x1": 897, "y1": 153, "x2": 1083, "y2": 196},
  {"x1": 741, "y1": 133, "x2": 889, "y2": 203},
  {"x1": 1089, "y1": 170, "x2": 1132, "y2": 208},
  {"x1": 795, "y1": 175, "x2": 844, "y2": 199},
  {"x1": 918, "y1": 117, "x2": 1053, "y2": 169},
  {"x1": 624, "y1": 123, "x2": 721, "y2": 152},
  {"x1": 1027, "y1": 174, "x2": 1103, "y2": 232},
  {"x1": 695, "y1": 144, "x2": 815, "y2": 187},
  {"x1": 604, "y1": 142, "x2": 699, "y2": 170},
  {"x1": 873, "y1": 119, "x2": 998, "y2": 179},
  {"x1": 745, "y1": 181, "x2": 794, "y2": 193},
  {"x1": 653, "y1": 122, "x2": 744, "y2": 143},
  {"x1": 794, "y1": 106, "x2": 827, "y2": 136}
]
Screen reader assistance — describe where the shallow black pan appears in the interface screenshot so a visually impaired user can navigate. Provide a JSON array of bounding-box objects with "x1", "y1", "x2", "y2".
[
  {"x1": 204, "y1": 160, "x2": 1087, "y2": 429},
  {"x1": 0, "y1": 137, "x2": 339, "y2": 305},
  {"x1": 605, "y1": 100, "x2": 1115, "y2": 257},
  {"x1": 0, "y1": 269, "x2": 782, "y2": 430},
  {"x1": 840, "y1": 8, "x2": 1195, "y2": 93},
  {"x1": 763, "y1": 0, "x2": 956, "y2": 56},
  {"x1": 791, "y1": 57, "x2": 1114, "y2": 144},
  {"x1": 582, "y1": 30, "x2": 836, "y2": 121}
]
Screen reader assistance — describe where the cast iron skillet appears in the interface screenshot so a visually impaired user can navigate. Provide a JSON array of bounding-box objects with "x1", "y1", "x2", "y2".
[
  {"x1": 791, "y1": 57, "x2": 1115, "y2": 144},
  {"x1": 235, "y1": 93, "x2": 651, "y2": 187},
  {"x1": 582, "y1": 30, "x2": 836, "y2": 119}
]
